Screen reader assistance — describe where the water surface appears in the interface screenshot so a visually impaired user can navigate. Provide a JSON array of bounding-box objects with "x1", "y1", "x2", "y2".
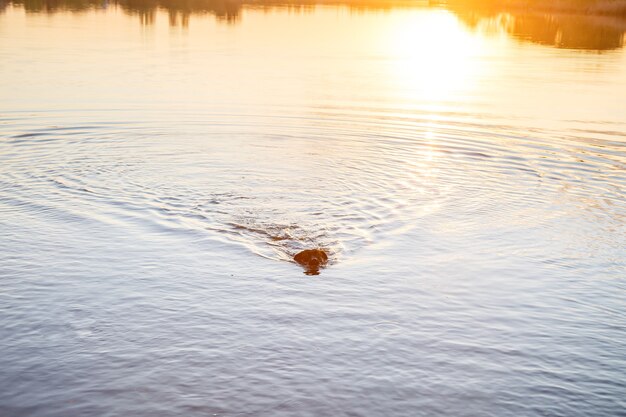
[{"x1": 1, "y1": 3, "x2": 625, "y2": 416}]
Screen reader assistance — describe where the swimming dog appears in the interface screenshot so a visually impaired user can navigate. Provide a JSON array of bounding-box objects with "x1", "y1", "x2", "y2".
[{"x1": 293, "y1": 249, "x2": 328, "y2": 275}]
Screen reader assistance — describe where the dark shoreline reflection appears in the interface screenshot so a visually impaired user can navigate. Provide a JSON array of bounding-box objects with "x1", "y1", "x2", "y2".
[
  {"x1": 1, "y1": 0, "x2": 625, "y2": 50},
  {"x1": 449, "y1": 6, "x2": 626, "y2": 50},
  {"x1": 0, "y1": 0, "x2": 244, "y2": 22}
]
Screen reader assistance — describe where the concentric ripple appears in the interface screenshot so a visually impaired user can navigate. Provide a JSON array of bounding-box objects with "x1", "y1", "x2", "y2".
[{"x1": 1, "y1": 108, "x2": 624, "y2": 269}]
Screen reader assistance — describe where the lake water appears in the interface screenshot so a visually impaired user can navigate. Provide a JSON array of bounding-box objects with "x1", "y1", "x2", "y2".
[{"x1": 1, "y1": 2, "x2": 625, "y2": 416}]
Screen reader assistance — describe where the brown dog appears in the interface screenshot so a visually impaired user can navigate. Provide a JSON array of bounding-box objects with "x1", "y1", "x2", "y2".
[{"x1": 293, "y1": 249, "x2": 328, "y2": 275}]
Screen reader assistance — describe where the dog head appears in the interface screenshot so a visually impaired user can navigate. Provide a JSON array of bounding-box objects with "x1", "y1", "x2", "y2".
[{"x1": 293, "y1": 249, "x2": 329, "y2": 275}]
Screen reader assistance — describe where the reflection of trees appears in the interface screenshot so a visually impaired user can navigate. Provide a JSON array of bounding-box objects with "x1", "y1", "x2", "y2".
[
  {"x1": 515, "y1": 14, "x2": 625, "y2": 50},
  {"x1": 8, "y1": 0, "x2": 242, "y2": 22},
  {"x1": 4, "y1": 0, "x2": 626, "y2": 50},
  {"x1": 444, "y1": 2, "x2": 626, "y2": 50},
  {"x1": 432, "y1": 0, "x2": 626, "y2": 16},
  {"x1": 2, "y1": 0, "x2": 415, "y2": 20},
  {"x1": 1, "y1": 0, "x2": 426, "y2": 24}
]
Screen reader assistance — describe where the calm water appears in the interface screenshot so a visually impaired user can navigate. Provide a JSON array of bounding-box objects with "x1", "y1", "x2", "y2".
[{"x1": 1, "y1": 2, "x2": 625, "y2": 416}]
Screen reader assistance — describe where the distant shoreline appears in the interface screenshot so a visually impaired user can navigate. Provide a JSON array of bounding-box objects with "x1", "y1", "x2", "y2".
[
  {"x1": 4, "y1": 0, "x2": 626, "y2": 19},
  {"x1": 433, "y1": 0, "x2": 626, "y2": 17}
]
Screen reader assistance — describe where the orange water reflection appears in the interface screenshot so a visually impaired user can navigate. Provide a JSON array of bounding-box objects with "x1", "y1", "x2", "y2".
[
  {"x1": 2, "y1": 0, "x2": 625, "y2": 50},
  {"x1": 453, "y1": 8, "x2": 626, "y2": 50}
]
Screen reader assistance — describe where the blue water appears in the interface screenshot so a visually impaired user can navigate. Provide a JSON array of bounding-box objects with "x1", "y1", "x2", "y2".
[{"x1": 1, "y1": 4, "x2": 625, "y2": 416}]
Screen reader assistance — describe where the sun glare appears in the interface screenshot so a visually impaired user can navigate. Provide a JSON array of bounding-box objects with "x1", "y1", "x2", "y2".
[{"x1": 384, "y1": 11, "x2": 487, "y2": 107}]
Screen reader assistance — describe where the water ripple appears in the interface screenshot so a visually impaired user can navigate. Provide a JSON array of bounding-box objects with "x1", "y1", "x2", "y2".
[{"x1": 1, "y1": 109, "x2": 624, "y2": 270}]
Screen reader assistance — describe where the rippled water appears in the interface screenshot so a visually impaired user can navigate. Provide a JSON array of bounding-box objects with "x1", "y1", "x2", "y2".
[{"x1": 1, "y1": 3, "x2": 625, "y2": 416}]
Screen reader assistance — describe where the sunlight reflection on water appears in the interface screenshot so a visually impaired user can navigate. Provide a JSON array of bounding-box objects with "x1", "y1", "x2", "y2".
[{"x1": 0, "y1": 3, "x2": 625, "y2": 417}]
